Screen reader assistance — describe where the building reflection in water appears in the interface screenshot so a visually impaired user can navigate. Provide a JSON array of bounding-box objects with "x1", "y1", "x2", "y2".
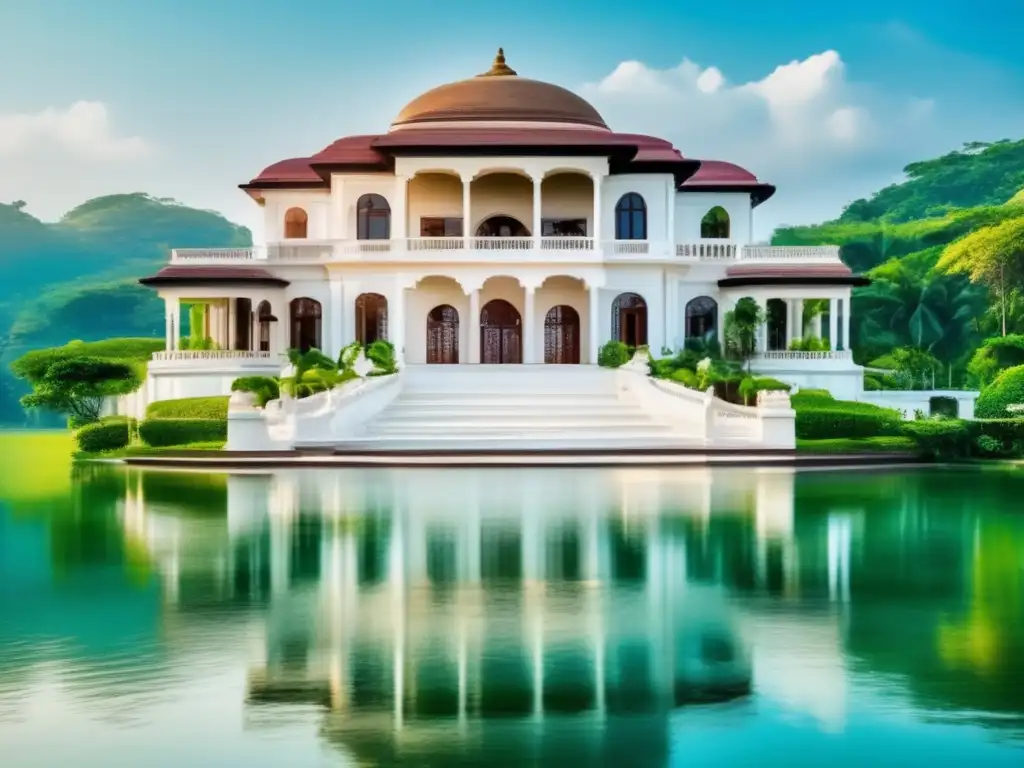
[{"x1": 118, "y1": 466, "x2": 857, "y2": 765}]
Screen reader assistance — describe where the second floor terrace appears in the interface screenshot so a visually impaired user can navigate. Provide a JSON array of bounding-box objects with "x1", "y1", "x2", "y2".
[{"x1": 169, "y1": 241, "x2": 842, "y2": 267}]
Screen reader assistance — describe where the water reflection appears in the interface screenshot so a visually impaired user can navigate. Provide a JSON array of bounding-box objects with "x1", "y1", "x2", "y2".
[{"x1": 3, "y1": 464, "x2": 1024, "y2": 766}]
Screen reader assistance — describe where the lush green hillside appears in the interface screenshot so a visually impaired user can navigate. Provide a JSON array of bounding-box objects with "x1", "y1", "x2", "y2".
[
  {"x1": 773, "y1": 139, "x2": 1024, "y2": 380},
  {"x1": 0, "y1": 194, "x2": 251, "y2": 423}
]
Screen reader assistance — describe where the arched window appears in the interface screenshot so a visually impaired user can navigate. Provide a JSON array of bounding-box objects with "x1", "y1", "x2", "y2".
[
  {"x1": 289, "y1": 298, "x2": 322, "y2": 353},
  {"x1": 257, "y1": 301, "x2": 276, "y2": 352},
  {"x1": 614, "y1": 193, "x2": 647, "y2": 240},
  {"x1": 700, "y1": 206, "x2": 730, "y2": 239},
  {"x1": 685, "y1": 296, "x2": 718, "y2": 340},
  {"x1": 284, "y1": 207, "x2": 308, "y2": 239},
  {"x1": 357, "y1": 194, "x2": 391, "y2": 240}
]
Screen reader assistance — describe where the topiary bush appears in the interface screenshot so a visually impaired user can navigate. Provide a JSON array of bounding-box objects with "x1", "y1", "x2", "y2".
[
  {"x1": 598, "y1": 340, "x2": 631, "y2": 368},
  {"x1": 966, "y1": 418, "x2": 1024, "y2": 457},
  {"x1": 147, "y1": 396, "x2": 230, "y2": 420},
  {"x1": 231, "y1": 376, "x2": 280, "y2": 407},
  {"x1": 903, "y1": 420, "x2": 971, "y2": 460},
  {"x1": 76, "y1": 416, "x2": 136, "y2": 453},
  {"x1": 139, "y1": 418, "x2": 227, "y2": 447},
  {"x1": 739, "y1": 376, "x2": 791, "y2": 405},
  {"x1": 975, "y1": 365, "x2": 1024, "y2": 418}
]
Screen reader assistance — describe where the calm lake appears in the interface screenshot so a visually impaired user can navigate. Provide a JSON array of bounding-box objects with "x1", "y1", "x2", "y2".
[{"x1": 1, "y1": 435, "x2": 1023, "y2": 766}]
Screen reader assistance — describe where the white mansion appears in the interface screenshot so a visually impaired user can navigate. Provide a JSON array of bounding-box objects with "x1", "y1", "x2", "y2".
[
  {"x1": 136, "y1": 49, "x2": 949, "y2": 453},
  {"x1": 143, "y1": 50, "x2": 864, "y2": 380}
]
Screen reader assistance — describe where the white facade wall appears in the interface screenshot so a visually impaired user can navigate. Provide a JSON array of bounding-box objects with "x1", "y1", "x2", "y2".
[{"x1": 676, "y1": 191, "x2": 753, "y2": 244}]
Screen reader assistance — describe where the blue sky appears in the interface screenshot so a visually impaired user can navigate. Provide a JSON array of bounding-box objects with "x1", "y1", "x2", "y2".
[{"x1": 1, "y1": 0, "x2": 1022, "y2": 239}]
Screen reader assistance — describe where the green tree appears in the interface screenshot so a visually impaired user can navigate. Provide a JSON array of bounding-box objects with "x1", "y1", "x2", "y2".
[
  {"x1": 20, "y1": 357, "x2": 141, "y2": 426},
  {"x1": 724, "y1": 298, "x2": 765, "y2": 373},
  {"x1": 937, "y1": 217, "x2": 1024, "y2": 336}
]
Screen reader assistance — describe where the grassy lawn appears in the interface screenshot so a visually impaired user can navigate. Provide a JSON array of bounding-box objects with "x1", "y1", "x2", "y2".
[{"x1": 797, "y1": 436, "x2": 919, "y2": 455}]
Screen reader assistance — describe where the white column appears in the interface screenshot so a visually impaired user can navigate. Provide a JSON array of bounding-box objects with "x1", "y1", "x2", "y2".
[
  {"x1": 812, "y1": 312, "x2": 823, "y2": 338},
  {"x1": 828, "y1": 298, "x2": 838, "y2": 350},
  {"x1": 392, "y1": 280, "x2": 406, "y2": 364},
  {"x1": 329, "y1": 277, "x2": 344, "y2": 358},
  {"x1": 666, "y1": 178, "x2": 676, "y2": 256},
  {"x1": 393, "y1": 174, "x2": 408, "y2": 240},
  {"x1": 532, "y1": 176, "x2": 542, "y2": 247},
  {"x1": 793, "y1": 299, "x2": 804, "y2": 342},
  {"x1": 589, "y1": 286, "x2": 600, "y2": 364},
  {"x1": 523, "y1": 286, "x2": 536, "y2": 364},
  {"x1": 469, "y1": 289, "x2": 481, "y2": 364},
  {"x1": 164, "y1": 297, "x2": 179, "y2": 350},
  {"x1": 592, "y1": 175, "x2": 603, "y2": 245},
  {"x1": 841, "y1": 293, "x2": 852, "y2": 352},
  {"x1": 757, "y1": 298, "x2": 769, "y2": 353},
  {"x1": 462, "y1": 177, "x2": 472, "y2": 249}
]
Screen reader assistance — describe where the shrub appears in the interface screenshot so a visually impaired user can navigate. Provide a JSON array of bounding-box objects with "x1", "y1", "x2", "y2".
[
  {"x1": 670, "y1": 368, "x2": 699, "y2": 388},
  {"x1": 231, "y1": 376, "x2": 280, "y2": 407},
  {"x1": 147, "y1": 396, "x2": 230, "y2": 420},
  {"x1": 966, "y1": 419, "x2": 1024, "y2": 457},
  {"x1": 968, "y1": 335, "x2": 1024, "y2": 387},
  {"x1": 797, "y1": 436, "x2": 918, "y2": 454},
  {"x1": 598, "y1": 340, "x2": 631, "y2": 368},
  {"x1": 648, "y1": 357, "x2": 677, "y2": 379},
  {"x1": 338, "y1": 341, "x2": 363, "y2": 371},
  {"x1": 903, "y1": 420, "x2": 971, "y2": 460},
  {"x1": 139, "y1": 418, "x2": 227, "y2": 447},
  {"x1": 739, "y1": 376, "x2": 791, "y2": 405},
  {"x1": 19, "y1": 357, "x2": 142, "y2": 426},
  {"x1": 975, "y1": 365, "x2": 1024, "y2": 418},
  {"x1": 788, "y1": 336, "x2": 830, "y2": 352},
  {"x1": 791, "y1": 388, "x2": 835, "y2": 405},
  {"x1": 366, "y1": 339, "x2": 397, "y2": 374},
  {"x1": 76, "y1": 416, "x2": 136, "y2": 453}
]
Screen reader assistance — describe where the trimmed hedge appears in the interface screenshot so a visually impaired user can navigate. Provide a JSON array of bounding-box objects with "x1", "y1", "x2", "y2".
[
  {"x1": 797, "y1": 436, "x2": 918, "y2": 454},
  {"x1": 793, "y1": 392, "x2": 904, "y2": 440},
  {"x1": 966, "y1": 418, "x2": 1024, "y2": 458},
  {"x1": 739, "y1": 376, "x2": 790, "y2": 404},
  {"x1": 598, "y1": 340, "x2": 631, "y2": 368},
  {"x1": 231, "y1": 376, "x2": 280, "y2": 407},
  {"x1": 139, "y1": 418, "x2": 227, "y2": 447},
  {"x1": 147, "y1": 396, "x2": 230, "y2": 420},
  {"x1": 903, "y1": 420, "x2": 972, "y2": 460},
  {"x1": 975, "y1": 365, "x2": 1024, "y2": 418},
  {"x1": 76, "y1": 416, "x2": 136, "y2": 453}
]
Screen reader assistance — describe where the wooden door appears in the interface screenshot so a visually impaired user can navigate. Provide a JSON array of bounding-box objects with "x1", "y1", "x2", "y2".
[
  {"x1": 427, "y1": 305, "x2": 459, "y2": 364},
  {"x1": 544, "y1": 305, "x2": 580, "y2": 364},
  {"x1": 480, "y1": 299, "x2": 522, "y2": 364}
]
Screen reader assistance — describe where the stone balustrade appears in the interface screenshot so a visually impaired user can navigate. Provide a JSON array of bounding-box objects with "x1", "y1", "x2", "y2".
[{"x1": 168, "y1": 240, "x2": 843, "y2": 265}]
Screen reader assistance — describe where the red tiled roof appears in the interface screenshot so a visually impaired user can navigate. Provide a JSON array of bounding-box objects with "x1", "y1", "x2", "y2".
[
  {"x1": 139, "y1": 266, "x2": 289, "y2": 288},
  {"x1": 310, "y1": 135, "x2": 389, "y2": 165},
  {"x1": 725, "y1": 264, "x2": 853, "y2": 278},
  {"x1": 684, "y1": 160, "x2": 760, "y2": 186}
]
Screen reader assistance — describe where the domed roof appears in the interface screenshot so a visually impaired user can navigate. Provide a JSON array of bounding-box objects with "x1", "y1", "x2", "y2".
[{"x1": 390, "y1": 48, "x2": 609, "y2": 131}]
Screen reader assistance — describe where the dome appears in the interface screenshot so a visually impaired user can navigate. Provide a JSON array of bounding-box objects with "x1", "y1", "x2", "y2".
[{"x1": 390, "y1": 48, "x2": 609, "y2": 131}]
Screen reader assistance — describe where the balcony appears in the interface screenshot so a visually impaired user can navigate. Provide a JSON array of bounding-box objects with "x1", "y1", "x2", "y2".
[
  {"x1": 148, "y1": 349, "x2": 283, "y2": 374},
  {"x1": 169, "y1": 241, "x2": 842, "y2": 266}
]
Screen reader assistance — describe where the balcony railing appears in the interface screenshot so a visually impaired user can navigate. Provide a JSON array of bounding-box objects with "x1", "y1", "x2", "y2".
[
  {"x1": 151, "y1": 350, "x2": 276, "y2": 362},
  {"x1": 169, "y1": 240, "x2": 844, "y2": 265},
  {"x1": 754, "y1": 350, "x2": 853, "y2": 361}
]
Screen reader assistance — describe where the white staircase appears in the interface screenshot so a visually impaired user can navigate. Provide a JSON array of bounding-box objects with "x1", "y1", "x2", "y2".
[{"x1": 325, "y1": 365, "x2": 704, "y2": 452}]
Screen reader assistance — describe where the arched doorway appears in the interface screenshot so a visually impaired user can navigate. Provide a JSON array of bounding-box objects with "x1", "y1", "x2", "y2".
[
  {"x1": 480, "y1": 299, "x2": 521, "y2": 364},
  {"x1": 355, "y1": 293, "x2": 388, "y2": 345},
  {"x1": 612, "y1": 293, "x2": 647, "y2": 348},
  {"x1": 544, "y1": 305, "x2": 580, "y2": 364},
  {"x1": 427, "y1": 304, "x2": 460, "y2": 364},
  {"x1": 290, "y1": 298, "x2": 322, "y2": 353}
]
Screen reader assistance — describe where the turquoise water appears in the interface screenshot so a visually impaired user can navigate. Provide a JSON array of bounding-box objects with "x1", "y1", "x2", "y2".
[{"x1": 1, "y1": 462, "x2": 1023, "y2": 766}]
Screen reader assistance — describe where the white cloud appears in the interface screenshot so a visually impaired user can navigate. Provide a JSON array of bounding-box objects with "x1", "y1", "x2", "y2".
[
  {"x1": 0, "y1": 101, "x2": 151, "y2": 159},
  {"x1": 581, "y1": 51, "x2": 939, "y2": 236}
]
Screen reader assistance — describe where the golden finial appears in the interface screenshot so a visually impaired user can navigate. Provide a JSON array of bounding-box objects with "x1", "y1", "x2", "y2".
[{"x1": 480, "y1": 47, "x2": 517, "y2": 77}]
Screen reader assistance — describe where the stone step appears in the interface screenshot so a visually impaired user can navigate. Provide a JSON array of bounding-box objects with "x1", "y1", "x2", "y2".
[
  {"x1": 381, "y1": 403, "x2": 645, "y2": 418},
  {"x1": 322, "y1": 435, "x2": 704, "y2": 452},
  {"x1": 367, "y1": 422, "x2": 674, "y2": 436}
]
